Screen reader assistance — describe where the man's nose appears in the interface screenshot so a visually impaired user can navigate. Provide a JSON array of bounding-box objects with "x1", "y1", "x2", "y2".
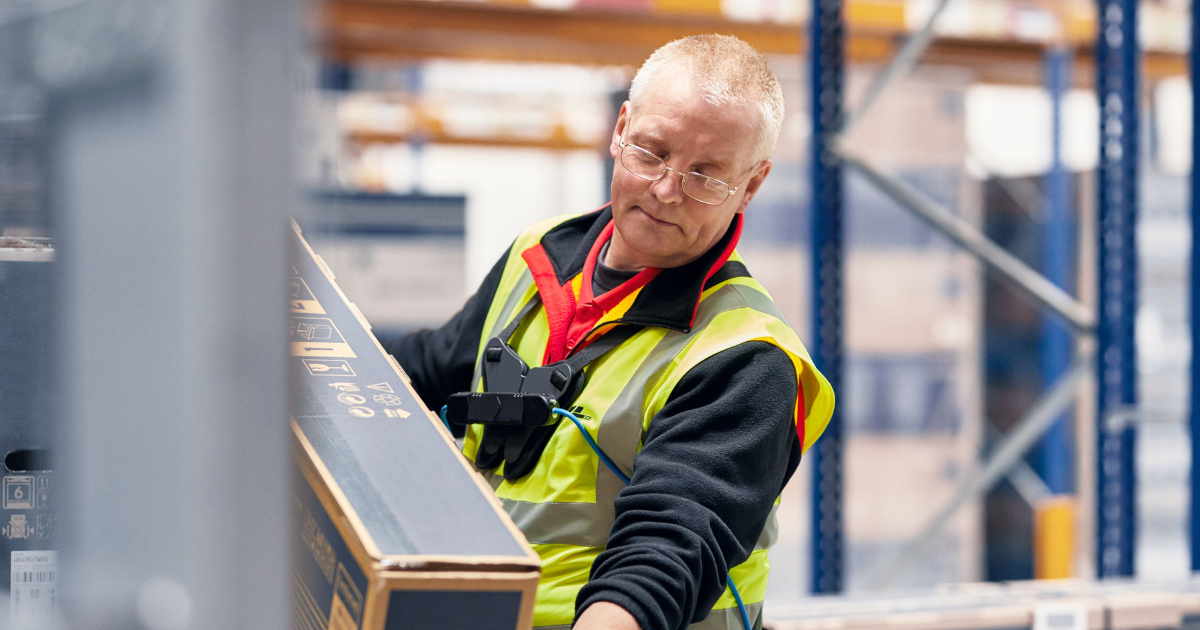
[{"x1": 649, "y1": 169, "x2": 686, "y2": 205}]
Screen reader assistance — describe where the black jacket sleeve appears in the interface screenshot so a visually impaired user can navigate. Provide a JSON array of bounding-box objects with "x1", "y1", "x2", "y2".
[
  {"x1": 574, "y1": 341, "x2": 802, "y2": 630},
  {"x1": 377, "y1": 245, "x2": 511, "y2": 412}
]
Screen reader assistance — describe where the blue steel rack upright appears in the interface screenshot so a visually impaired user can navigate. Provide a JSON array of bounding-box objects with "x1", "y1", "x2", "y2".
[
  {"x1": 809, "y1": 0, "x2": 845, "y2": 595},
  {"x1": 1095, "y1": 0, "x2": 1140, "y2": 578},
  {"x1": 1038, "y1": 48, "x2": 1075, "y2": 499}
]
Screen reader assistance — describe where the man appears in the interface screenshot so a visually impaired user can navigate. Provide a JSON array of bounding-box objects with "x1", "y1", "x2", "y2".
[{"x1": 382, "y1": 35, "x2": 834, "y2": 630}]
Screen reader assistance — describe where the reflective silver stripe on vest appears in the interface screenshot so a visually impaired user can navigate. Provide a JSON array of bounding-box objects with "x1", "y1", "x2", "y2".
[
  {"x1": 468, "y1": 270, "x2": 536, "y2": 486},
  {"x1": 471, "y1": 270, "x2": 536, "y2": 391},
  {"x1": 533, "y1": 603, "x2": 762, "y2": 630},
  {"x1": 500, "y1": 498, "x2": 615, "y2": 547},
  {"x1": 594, "y1": 282, "x2": 783, "y2": 504},
  {"x1": 506, "y1": 498, "x2": 775, "y2": 550},
  {"x1": 756, "y1": 503, "x2": 778, "y2": 550},
  {"x1": 687, "y1": 602, "x2": 763, "y2": 630},
  {"x1": 502, "y1": 282, "x2": 784, "y2": 549}
]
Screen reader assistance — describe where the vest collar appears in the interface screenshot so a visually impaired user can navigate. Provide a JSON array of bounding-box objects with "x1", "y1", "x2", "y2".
[{"x1": 531, "y1": 204, "x2": 744, "y2": 332}]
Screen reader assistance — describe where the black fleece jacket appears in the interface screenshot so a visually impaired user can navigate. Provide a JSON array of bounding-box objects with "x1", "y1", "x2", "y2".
[{"x1": 379, "y1": 234, "x2": 802, "y2": 630}]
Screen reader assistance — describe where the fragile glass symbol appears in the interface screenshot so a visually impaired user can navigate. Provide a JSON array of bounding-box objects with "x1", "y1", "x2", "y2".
[
  {"x1": 312, "y1": 363, "x2": 349, "y2": 373},
  {"x1": 295, "y1": 322, "x2": 333, "y2": 341},
  {"x1": 304, "y1": 359, "x2": 355, "y2": 376}
]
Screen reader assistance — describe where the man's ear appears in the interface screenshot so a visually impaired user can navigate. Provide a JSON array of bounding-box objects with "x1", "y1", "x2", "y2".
[
  {"x1": 735, "y1": 159, "x2": 773, "y2": 214},
  {"x1": 609, "y1": 101, "x2": 631, "y2": 160}
]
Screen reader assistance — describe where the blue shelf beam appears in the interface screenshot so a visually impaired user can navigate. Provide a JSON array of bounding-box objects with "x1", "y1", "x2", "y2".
[
  {"x1": 809, "y1": 0, "x2": 845, "y2": 594},
  {"x1": 1095, "y1": 0, "x2": 1140, "y2": 579},
  {"x1": 1038, "y1": 48, "x2": 1075, "y2": 497}
]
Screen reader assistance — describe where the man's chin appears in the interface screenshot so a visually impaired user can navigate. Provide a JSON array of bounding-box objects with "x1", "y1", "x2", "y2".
[
  {"x1": 633, "y1": 206, "x2": 676, "y2": 229},
  {"x1": 612, "y1": 207, "x2": 685, "y2": 264},
  {"x1": 624, "y1": 233, "x2": 682, "y2": 266}
]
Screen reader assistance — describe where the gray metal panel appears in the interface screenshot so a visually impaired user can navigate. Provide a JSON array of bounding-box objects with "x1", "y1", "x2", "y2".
[
  {"x1": 45, "y1": 0, "x2": 295, "y2": 626},
  {"x1": 307, "y1": 191, "x2": 466, "y2": 236}
]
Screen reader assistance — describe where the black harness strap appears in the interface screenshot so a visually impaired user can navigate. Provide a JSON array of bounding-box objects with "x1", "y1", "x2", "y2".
[
  {"x1": 498, "y1": 293, "x2": 542, "y2": 342},
  {"x1": 562, "y1": 323, "x2": 639, "y2": 373},
  {"x1": 451, "y1": 292, "x2": 643, "y2": 480},
  {"x1": 493, "y1": 293, "x2": 639, "y2": 375}
]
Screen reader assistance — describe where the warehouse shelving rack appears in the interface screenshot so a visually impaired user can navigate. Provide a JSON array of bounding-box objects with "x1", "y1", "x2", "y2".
[{"x1": 810, "y1": 0, "x2": 1200, "y2": 591}]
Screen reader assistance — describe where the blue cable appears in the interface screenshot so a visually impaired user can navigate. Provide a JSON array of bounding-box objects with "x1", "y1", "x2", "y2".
[
  {"x1": 555, "y1": 407, "x2": 630, "y2": 484},
  {"x1": 728, "y1": 578, "x2": 752, "y2": 630},
  {"x1": 553, "y1": 407, "x2": 754, "y2": 630},
  {"x1": 440, "y1": 405, "x2": 450, "y2": 431}
]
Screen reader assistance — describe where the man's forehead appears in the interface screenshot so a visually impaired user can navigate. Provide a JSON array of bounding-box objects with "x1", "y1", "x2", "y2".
[
  {"x1": 627, "y1": 111, "x2": 747, "y2": 168},
  {"x1": 628, "y1": 74, "x2": 758, "y2": 165}
]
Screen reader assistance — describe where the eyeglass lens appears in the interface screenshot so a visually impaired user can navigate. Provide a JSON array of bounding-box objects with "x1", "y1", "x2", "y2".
[{"x1": 621, "y1": 144, "x2": 729, "y2": 205}]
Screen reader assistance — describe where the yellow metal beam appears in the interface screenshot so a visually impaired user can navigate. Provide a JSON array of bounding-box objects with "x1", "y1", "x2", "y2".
[
  {"x1": 348, "y1": 129, "x2": 604, "y2": 152},
  {"x1": 321, "y1": 0, "x2": 804, "y2": 67},
  {"x1": 319, "y1": 1, "x2": 1186, "y2": 85}
]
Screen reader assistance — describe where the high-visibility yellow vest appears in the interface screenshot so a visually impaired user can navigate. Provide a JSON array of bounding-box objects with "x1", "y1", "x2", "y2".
[{"x1": 462, "y1": 214, "x2": 835, "y2": 630}]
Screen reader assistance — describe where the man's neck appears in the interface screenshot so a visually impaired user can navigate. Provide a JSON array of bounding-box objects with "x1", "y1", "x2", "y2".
[
  {"x1": 605, "y1": 215, "x2": 731, "y2": 272},
  {"x1": 604, "y1": 235, "x2": 652, "y2": 270},
  {"x1": 601, "y1": 232, "x2": 649, "y2": 273}
]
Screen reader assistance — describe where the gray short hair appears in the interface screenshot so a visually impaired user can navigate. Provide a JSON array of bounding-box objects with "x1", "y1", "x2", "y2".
[{"x1": 628, "y1": 34, "x2": 785, "y2": 163}]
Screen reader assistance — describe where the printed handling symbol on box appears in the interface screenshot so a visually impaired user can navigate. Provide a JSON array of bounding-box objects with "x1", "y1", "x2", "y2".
[
  {"x1": 290, "y1": 317, "x2": 356, "y2": 358},
  {"x1": 337, "y1": 393, "x2": 366, "y2": 406},
  {"x1": 4, "y1": 476, "x2": 34, "y2": 510},
  {"x1": 295, "y1": 322, "x2": 333, "y2": 341},
  {"x1": 373, "y1": 393, "x2": 402, "y2": 407},
  {"x1": 383, "y1": 408, "x2": 410, "y2": 419},
  {"x1": 4, "y1": 514, "x2": 29, "y2": 539},
  {"x1": 289, "y1": 277, "x2": 326, "y2": 315},
  {"x1": 36, "y1": 476, "x2": 50, "y2": 509},
  {"x1": 303, "y1": 359, "x2": 355, "y2": 377},
  {"x1": 36, "y1": 514, "x2": 53, "y2": 540}
]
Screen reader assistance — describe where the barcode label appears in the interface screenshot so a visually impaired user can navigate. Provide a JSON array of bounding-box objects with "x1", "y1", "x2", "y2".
[
  {"x1": 11, "y1": 550, "x2": 58, "y2": 626},
  {"x1": 12, "y1": 570, "x2": 55, "y2": 584}
]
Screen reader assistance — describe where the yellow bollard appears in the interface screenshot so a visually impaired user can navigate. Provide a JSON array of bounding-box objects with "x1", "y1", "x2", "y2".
[{"x1": 1034, "y1": 495, "x2": 1077, "y2": 580}]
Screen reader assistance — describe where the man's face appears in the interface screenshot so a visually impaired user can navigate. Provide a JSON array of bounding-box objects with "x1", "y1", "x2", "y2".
[{"x1": 607, "y1": 73, "x2": 772, "y2": 270}]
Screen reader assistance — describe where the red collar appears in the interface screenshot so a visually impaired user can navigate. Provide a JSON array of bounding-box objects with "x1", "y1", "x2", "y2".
[
  {"x1": 520, "y1": 208, "x2": 743, "y2": 365},
  {"x1": 576, "y1": 220, "x2": 661, "y2": 314}
]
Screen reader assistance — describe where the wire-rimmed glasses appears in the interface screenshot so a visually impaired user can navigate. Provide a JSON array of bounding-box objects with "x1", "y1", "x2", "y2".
[{"x1": 618, "y1": 140, "x2": 745, "y2": 206}]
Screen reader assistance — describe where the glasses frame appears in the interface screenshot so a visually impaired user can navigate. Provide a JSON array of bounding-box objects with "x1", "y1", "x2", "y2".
[{"x1": 618, "y1": 139, "x2": 757, "y2": 206}]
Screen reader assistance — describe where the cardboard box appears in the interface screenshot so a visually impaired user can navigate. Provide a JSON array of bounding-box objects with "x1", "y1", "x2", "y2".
[{"x1": 289, "y1": 222, "x2": 540, "y2": 630}]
